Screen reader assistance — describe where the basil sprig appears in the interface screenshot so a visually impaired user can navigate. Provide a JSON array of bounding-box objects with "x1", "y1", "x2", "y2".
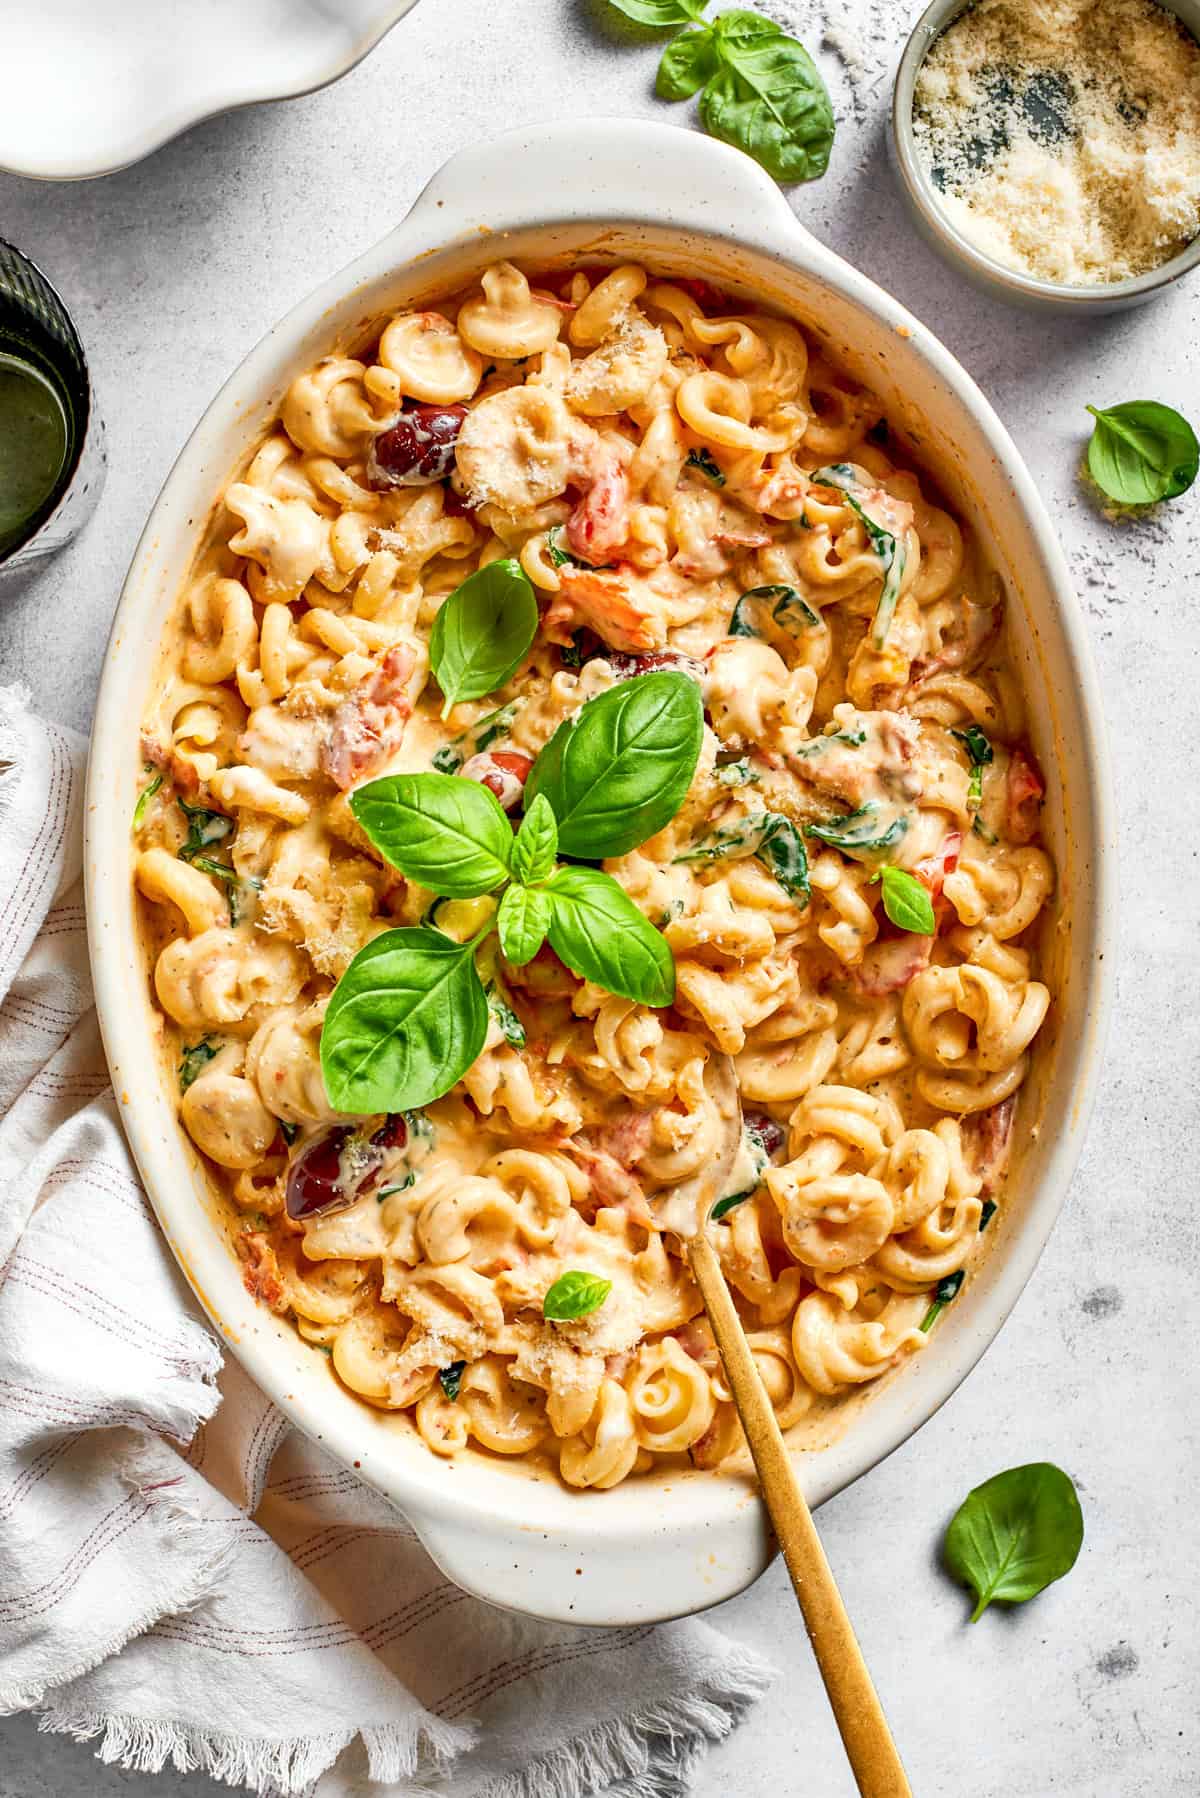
[
  {"x1": 429, "y1": 559, "x2": 538, "y2": 718},
  {"x1": 1085, "y1": 401, "x2": 1198, "y2": 506},
  {"x1": 439, "y1": 1361, "x2": 466, "y2": 1402},
  {"x1": 543, "y1": 1270, "x2": 613, "y2": 1320},
  {"x1": 944, "y1": 1463, "x2": 1084, "y2": 1621},
  {"x1": 322, "y1": 676, "x2": 703, "y2": 1112},
  {"x1": 609, "y1": 0, "x2": 834, "y2": 185},
  {"x1": 527, "y1": 671, "x2": 703, "y2": 858},
  {"x1": 872, "y1": 864, "x2": 936, "y2": 936},
  {"x1": 810, "y1": 464, "x2": 906, "y2": 649}
]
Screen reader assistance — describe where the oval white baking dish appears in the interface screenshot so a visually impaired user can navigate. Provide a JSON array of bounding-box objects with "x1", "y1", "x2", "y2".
[{"x1": 86, "y1": 119, "x2": 1116, "y2": 1627}]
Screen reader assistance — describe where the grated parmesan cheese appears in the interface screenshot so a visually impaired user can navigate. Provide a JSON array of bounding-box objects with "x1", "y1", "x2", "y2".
[{"x1": 912, "y1": 0, "x2": 1200, "y2": 285}]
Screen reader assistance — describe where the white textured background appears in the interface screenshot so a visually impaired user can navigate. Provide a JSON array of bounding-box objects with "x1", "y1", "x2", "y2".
[{"x1": 1, "y1": 0, "x2": 1197, "y2": 1792}]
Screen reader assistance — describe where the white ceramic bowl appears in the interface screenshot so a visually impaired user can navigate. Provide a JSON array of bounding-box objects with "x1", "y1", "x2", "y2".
[
  {"x1": 0, "y1": 0, "x2": 420, "y2": 182},
  {"x1": 86, "y1": 119, "x2": 1116, "y2": 1627}
]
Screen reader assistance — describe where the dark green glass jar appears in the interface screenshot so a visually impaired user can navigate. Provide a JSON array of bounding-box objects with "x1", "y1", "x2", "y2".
[{"x1": 0, "y1": 240, "x2": 104, "y2": 577}]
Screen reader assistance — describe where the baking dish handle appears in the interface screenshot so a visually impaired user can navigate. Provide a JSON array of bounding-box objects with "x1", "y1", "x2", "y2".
[
  {"x1": 406, "y1": 1495, "x2": 774, "y2": 1628},
  {"x1": 400, "y1": 116, "x2": 807, "y2": 251}
]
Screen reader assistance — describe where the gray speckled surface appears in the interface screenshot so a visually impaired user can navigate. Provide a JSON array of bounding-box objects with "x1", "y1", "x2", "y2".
[{"x1": 1, "y1": 1, "x2": 1198, "y2": 1793}]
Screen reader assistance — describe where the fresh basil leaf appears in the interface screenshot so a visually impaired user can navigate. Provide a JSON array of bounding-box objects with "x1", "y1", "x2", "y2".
[
  {"x1": 321, "y1": 927, "x2": 489, "y2": 1113},
  {"x1": 806, "y1": 803, "x2": 908, "y2": 857},
  {"x1": 176, "y1": 796, "x2": 233, "y2": 862},
  {"x1": 657, "y1": 26, "x2": 718, "y2": 98},
  {"x1": 757, "y1": 813, "x2": 810, "y2": 901},
  {"x1": 509, "y1": 792, "x2": 558, "y2": 886},
  {"x1": 700, "y1": 12, "x2": 835, "y2": 185},
  {"x1": 350, "y1": 772, "x2": 512, "y2": 897},
  {"x1": 486, "y1": 982, "x2": 526, "y2": 1049},
  {"x1": 1085, "y1": 401, "x2": 1199, "y2": 506},
  {"x1": 685, "y1": 446, "x2": 725, "y2": 485},
  {"x1": 729, "y1": 583, "x2": 821, "y2": 640},
  {"x1": 439, "y1": 1361, "x2": 466, "y2": 1401},
  {"x1": 605, "y1": 0, "x2": 708, "y2": 24},
  {"x1": 178, "y1": 1037, "x2": 219, "y2": 1092},
  {"x1": 543, "y1": 1270, "x2": 613, "y2": 1320},
  {"x1": 877, "y1": 865, "x2": 935, "y2": 935},
  {"x1": 429, "y1": 558, "x2": 539, "y2": 716},
  {"x1": 527, "y1": 672, "x2": 703, "y2": 858},
  {"x1": 497, "y1": 883, "x2": 551, "y2": 968},
  {"x1": 133, "y1": 768, "x2": 162, "y2": 830},
  {"x1": 944, "y1": 1462, "x2": 1084, "y2": 1622},
  {"x1": 545, "y1": 866, "x2": 675, "y2": 1006}
]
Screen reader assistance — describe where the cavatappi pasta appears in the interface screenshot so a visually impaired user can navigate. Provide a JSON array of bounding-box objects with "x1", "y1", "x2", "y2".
[{"x1": 134, "y1": 260, "x2": 1054, "y2": 1488}]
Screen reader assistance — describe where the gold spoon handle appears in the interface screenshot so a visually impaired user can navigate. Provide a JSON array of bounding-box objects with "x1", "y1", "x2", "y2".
[{"x1": 688, "y1": 1230, "x2": 912, "y2": 1798}]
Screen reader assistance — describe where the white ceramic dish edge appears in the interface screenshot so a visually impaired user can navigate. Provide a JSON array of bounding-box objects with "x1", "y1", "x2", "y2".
[
  {"x1": 0, "y1": 0, "x2": 420, "y2": 183},
  {"x1": 86, "y1": 118, "x2": 1117, "y2": 1626}
]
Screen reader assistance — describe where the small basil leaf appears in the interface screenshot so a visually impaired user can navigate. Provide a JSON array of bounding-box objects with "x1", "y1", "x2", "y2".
[
  {"x1": 350, "y1": 773, "x2": 512, "y2": 897},
  {"x1": 497, "y1": 883, "x2": 551, "y2": 968},
  {"x1": 429, "y1": 558, "x2": 539, "y2": 715},
  {"x1": 729, "y1": 583, "x2": 821, "y2": 639},
  {"x1": 878, "y1": 865, "x2": 935, "y2": 935},
  {"x1": 657, "y1": 26, "x2": 718, "y2": 98},
  {"x1": 700, "y1": 13, "x2": 835, "y2": 185},
  {"x1": 605, "y1": 0, "x2": 708, "y2": 24},
  {"x1": 543, "y1": 1270, "x2": 613, "y2": 1320},
  {"x1": 526, "y1": 672, "x2": 703, "y2": 858},
  {"x1": 133, "y1": 768, "x2": 163, "y2": 830},
  {"x1": 439, "y1": 1361, "x2": 466, "y2": 1401},
  {"x1": 321, "y1": 927, "x2": 489, "y2": 1114},
  {"x1": 545, "y1": 866, "x2": 675, "y2": 1006},
  {"x1": 178, "y1": 1038, "x2": 219, "y2": 1091},
  {"x1": 806, "y1": 803, "x2": 908, "y2": 857},
  {"x1": 1085, "y1": 401, "x2": 1199, "y2": 506},
  {"x1": 944, "y1": 1463, "x2": 1084, "y2": 1622},
  {"x1": 509, "y1": 792, "x2": 558, "y2": 886}
]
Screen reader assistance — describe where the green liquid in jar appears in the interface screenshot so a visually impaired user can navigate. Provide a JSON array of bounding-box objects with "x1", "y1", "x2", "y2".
[{"x1": 0, "y1": 349, "x2": 70, "y2": 557}]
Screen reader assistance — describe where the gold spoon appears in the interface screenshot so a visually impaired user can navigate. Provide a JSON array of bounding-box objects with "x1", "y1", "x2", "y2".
[{"x1": 655, "y1": 1057, "x2": 912, "y2": 1798}]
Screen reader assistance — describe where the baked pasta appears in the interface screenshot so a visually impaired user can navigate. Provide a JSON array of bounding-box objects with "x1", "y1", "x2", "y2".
[{"x1": 134, "y1": 259, "x2": 1054, "y2": 1488}]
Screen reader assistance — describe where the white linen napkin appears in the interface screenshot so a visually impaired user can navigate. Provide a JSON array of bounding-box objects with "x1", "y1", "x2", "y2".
[{"x1": 0, "y1": 685, "x2": 776, "y2": 1797}]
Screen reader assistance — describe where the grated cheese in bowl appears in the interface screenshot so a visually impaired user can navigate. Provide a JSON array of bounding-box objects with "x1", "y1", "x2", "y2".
[{"x1": 912, "y1": 0, "x2": 1200, "y2": 286}]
